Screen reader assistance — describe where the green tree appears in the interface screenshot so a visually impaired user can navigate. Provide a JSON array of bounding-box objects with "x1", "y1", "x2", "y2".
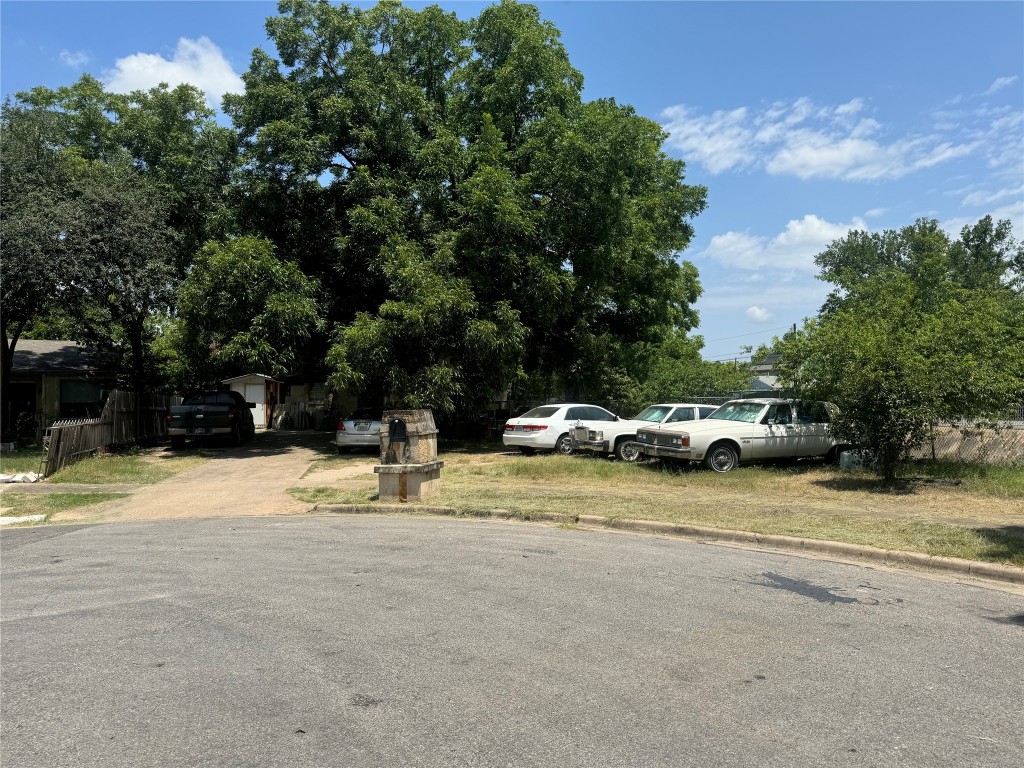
[
  {"x1": 165, "y1": 237, "x2": 324, "y2": 389},
  {"x1": 771, "y1": 217, "x2": 1024, "y2": 480},
  {"x1": 0, "y1": 101, "x2": 80, "y2": 438},
  {"x1": 60, "y1": 163, "x2": 179, "y2": 393},
  {"x1": 16, "y1": 75, "x2": 235, "y2": 275},
  {"x1": 227, "y1": 0, "x2": 707, "y2": 415}
]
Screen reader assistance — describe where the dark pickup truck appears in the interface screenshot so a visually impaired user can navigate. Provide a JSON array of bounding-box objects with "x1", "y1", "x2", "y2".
[{"x1": 166, "y1": 391, "x2": 257, "y2": 449}]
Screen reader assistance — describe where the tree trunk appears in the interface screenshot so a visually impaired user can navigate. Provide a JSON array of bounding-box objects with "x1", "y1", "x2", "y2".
[{"x1": 1, "y1": 318, "x2": 24, "y2": 443}]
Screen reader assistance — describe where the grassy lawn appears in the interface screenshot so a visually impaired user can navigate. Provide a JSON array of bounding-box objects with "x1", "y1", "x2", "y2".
[
  {"x1": 291, "y1": 447, "x2": 1024, "y2": 567},
  {"x1": 0, "y1": 448, "x2": 45, "y2": 475},
  {"x1": 48, "y1": 449, "x2": 209, "y2": 485},
  {"x1": 1, "y1": 492, "x2": 129, "y2": 523}
]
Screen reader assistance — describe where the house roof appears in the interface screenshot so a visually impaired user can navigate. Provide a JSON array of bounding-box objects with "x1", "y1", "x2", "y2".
[
  {"x1": 221, "y1": 373, "x2": 283, "y2": 384},
  {"x1": 10, "y1": 340, "x2": 113, "y2": 375},
  {"x1": 748, "y1": 375, "x2": 781, "y2": 391}
]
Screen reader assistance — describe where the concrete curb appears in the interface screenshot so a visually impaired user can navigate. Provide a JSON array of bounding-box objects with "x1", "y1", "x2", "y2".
[{"x1": 313, "y1": 504, "x2": 1024, "y2": 586}]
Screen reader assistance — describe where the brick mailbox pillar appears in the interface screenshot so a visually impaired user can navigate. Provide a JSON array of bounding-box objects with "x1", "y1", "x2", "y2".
[{"x1": 374, "y1": 409, "x2": 444, "y2": 502}]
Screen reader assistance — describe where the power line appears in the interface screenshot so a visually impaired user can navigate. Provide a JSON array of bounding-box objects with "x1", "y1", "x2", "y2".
[{"x1": 699, "y1": 325, "x2": 791, "y2": 344}]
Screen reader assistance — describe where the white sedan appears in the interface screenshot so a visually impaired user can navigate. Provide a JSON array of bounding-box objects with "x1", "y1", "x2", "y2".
[
  {"x1": 503, "y1": 404, "x2": 619, "y2": 455},
  {"x1": 634, "y1": 398, "x2": 845, "y2": 472}
]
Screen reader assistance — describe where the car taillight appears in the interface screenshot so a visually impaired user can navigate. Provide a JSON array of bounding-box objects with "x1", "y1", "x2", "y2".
[
  {"x1": 166, "y1": 409, "x2": 172, "y2": 425},
  {"x1": 337, "y1": 421, "x2": 346, "y2": 431},
  {"x1": 521, "y1": 425, "x2": 547, "y2": 432},
  {"x1": 504, "y1": 423, "x2": 515, "y2": 431},
  {"x1": 227, "y1": 406, "x2": 236, "y2": 421}
]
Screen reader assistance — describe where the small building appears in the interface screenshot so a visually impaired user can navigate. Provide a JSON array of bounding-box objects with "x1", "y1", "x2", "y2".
[
  {"x1": 7, "y1": 340, "x2": 117, "y2": 428},
  {"x1": 221, "y1": 374, "x2": 283, "y2": 429}
]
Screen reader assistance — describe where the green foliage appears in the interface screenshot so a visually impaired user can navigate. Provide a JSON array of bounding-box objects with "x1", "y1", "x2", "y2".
[
  {"x1": 166, "y1": 237, "x2": 324, "y2": 388},
  {"x1": 2, "y1": 77, "x2": 234, "y2": 426},
  {"x1": 771, "y1": 216, "x2": 1024, "y2": 480},
  {"x1": 17, "y1": 76, "x2": 235, "y2": 274},
  {"x1": 634, "y1": 332, "x2": 752, "y2": 412},
  {"x1": 0, "y1": 99, "x2": 81, "y2": 416},
  {"x1": 227, "y1": 0, "x2": 707, "y2": 415}
]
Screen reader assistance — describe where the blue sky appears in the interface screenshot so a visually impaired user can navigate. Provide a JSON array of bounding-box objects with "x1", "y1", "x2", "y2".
[{"x1": 3, "y1": 1, "x2": 1022, "y2": 362}]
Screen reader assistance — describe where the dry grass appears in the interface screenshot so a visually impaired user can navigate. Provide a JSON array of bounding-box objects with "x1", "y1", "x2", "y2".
[{"x1": 291, "y1": 448, "x2": 1024, "y2": 567}]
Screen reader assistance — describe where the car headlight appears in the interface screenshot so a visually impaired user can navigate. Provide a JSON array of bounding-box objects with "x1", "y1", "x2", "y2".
[{"x1": 593, "y1": 430, "x2": 603, "y2": 441}]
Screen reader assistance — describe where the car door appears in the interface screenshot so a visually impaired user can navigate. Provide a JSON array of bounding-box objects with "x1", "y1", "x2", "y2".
[
  {"x1": 752, "y1": 403, "x2": 797, "y2": 459},
  {"x1": 794, "y1": 401, "x2": 832, "y2": 456}
]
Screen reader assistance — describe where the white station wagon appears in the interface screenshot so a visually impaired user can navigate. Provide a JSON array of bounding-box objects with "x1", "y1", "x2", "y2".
[{"x1": 634, "y1": 398, "x2": 846, "y2": 472}]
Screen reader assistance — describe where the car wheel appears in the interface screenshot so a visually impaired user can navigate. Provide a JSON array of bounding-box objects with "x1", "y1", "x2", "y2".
[
  {"x1": 517, "y1": 447, "x2": 535, "y2": 456},
  {"x1": 704, "y1": 443, "x2": 739, "y2": 473},
  {"x1": 170, "y1": 436, "x2": 185, "y2": 450},
  {"x1": 615, "y1": 439, "x2": 641, "y2": 462},
  {"x1": 555, "y1": 433, "x2": 574, "y2": 456},
  {"x1": 825, "y1": 445, "x2": 849, "y2": 465}
]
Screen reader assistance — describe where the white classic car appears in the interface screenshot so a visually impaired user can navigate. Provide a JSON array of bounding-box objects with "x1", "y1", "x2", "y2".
[
  {"x1": 503, "y1": 403, "x2": 619, "y2": 455},
  {"x1": 634, "y1": 398, "x2": 847, "y2": 472},
  {"x1": 572, "y1": 403, "x2": 720, "y2": 462}
]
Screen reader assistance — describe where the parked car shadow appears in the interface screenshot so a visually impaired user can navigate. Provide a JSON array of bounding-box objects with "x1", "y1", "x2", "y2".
[
  {"x1": 810, "y1": 476, "x2": 919, "y2": 495},
  {"x1": 156, "y1": 429, "x2": 337, "y2": 460}
]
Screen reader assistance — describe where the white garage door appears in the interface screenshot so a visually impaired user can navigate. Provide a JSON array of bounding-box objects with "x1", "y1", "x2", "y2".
[{"x1": 244, "y1": 384, "x2": 265, "y2": 427}]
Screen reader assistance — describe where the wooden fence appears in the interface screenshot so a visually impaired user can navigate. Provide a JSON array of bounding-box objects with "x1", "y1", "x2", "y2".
[
  {"x1": 41, "y1": 391, "x2": 174, "y2": 477},
  {"x1": 270, "y1": 402, "x2": 332, "y2": 431}
]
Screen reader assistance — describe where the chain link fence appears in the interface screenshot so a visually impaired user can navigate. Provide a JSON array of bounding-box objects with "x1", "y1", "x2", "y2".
[{"x1": 909, "y1": 420, "x2": 1024, "y2": 467}]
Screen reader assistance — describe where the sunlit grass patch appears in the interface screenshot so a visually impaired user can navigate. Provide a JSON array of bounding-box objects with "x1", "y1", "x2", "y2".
[
  {"x1": 290, "y1": 486, "x2": 379, "y2": 504},
  {"x1": 49, "y1": 452, "x2": 207, "y2": 485},
  {"x1": 0, "y1": 448, "x2": 44, "y2": 475},
  {"x1": 1, "y1": 492, "x2": 128, "y2": 522}
]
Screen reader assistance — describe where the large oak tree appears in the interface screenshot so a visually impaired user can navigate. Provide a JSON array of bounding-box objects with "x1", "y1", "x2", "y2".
[{"x1": 226, "y1": 0, "x2": 708, "y2": 415}]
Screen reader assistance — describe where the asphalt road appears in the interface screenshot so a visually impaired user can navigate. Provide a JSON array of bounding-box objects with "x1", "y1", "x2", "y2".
[{"x1": 2, "y1": 516, "x2": 1022, "y2": 768}]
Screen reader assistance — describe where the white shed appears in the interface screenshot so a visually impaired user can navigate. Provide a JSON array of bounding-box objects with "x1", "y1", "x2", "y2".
[{"x1": 221, "y1": 374, "x2": 282, "y2": 428}]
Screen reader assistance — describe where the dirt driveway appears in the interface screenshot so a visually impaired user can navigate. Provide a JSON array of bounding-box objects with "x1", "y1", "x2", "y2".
[{"x1": 48, "y1": 430, "x2": 356, "y2": 524}]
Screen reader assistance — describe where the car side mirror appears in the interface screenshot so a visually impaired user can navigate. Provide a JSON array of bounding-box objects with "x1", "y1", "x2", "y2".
[{"x1": 246, "y1": 402, "x2": 257, "y2": 409}]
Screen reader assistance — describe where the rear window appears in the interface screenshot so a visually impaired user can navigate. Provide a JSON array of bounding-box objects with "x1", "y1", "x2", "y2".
[
  {"x1": 520, "y1": 406, "x2": 560, "y2": 419},
  {"x1": 182, "y1": 392, "x2": 237, "y2": 406}
]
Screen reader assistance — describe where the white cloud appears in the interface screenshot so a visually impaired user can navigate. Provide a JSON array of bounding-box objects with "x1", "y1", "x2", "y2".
[
  {"x1": 660, "y1": 105, "x2": 757, "y2": 173},
  {"x1": 662, "y1": 97, "x2": 979, "y2": 181},
  {"x1": 701, "y1": 214, "x2": 869, "y2": 272},
  {"x1": 103, "y1": 37, "x2": 243, "y2": 109},
  {"x1": 59, "y1": 49, "x2": 90, "y2": 68},
  {"x1": 865, "y1": 208, "x2": 887, "y2": 218},
  {"x1": 746, "y1": 306, "x2": 772, "y2": 322},
  {"x1": 984, "y1": 76, "x2": 1019, "y2": 96},
  {"x1": 960, "y1": 185, "x2": 1023, "y2": 207}
]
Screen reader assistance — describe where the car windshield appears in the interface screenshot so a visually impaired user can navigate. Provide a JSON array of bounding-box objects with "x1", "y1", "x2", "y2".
[
  {"x1": 707, "y1": 402, "x2": 765, "y2": 423},
  {"x1": 520, "y1": 406, "x2": 560, "y2": 419},
  {"x1": 633, "y1": 405, "x2": 672, "y2": 422}
]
